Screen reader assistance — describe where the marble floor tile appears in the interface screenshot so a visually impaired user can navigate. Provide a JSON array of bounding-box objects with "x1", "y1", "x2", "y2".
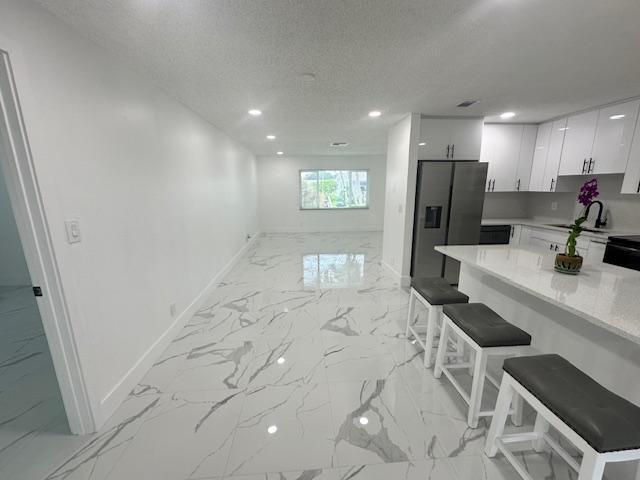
[
  {"x1": 224, "y1": 383, "x2": 336, "y2": 476},
  {"x1": 36, "y1": 233, "x2": 589, "y2": 480},
  {"x1": 323, "y1": 335, "x2": 398, "y2": 383}
]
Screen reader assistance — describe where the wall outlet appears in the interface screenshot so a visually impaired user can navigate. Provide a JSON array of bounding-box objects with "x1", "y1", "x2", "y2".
[
  {"x1": 169, "y1": 302, "x2": 177, "y2": 318},
  {"x1": 246, "y1": 233, "x2": 252, "y2": 241},
  {"x1": 550, "y1": 201, "x2": 558, "y2": 211}
]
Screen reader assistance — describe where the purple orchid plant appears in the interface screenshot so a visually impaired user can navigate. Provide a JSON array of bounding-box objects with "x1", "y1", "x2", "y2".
[{"x1": 565, "y1": 178, "x2": 599, "y2": 257}]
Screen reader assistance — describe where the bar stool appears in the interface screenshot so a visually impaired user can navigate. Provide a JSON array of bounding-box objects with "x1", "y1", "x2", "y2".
[
  {"x1": 405, "y1": 278, "x2": 469, "y2": 368},
  {"x1": 486, "y1": 354, "x2": 640, "y2": 480},
  {"x1": 433, "y1": 303, "x2": 531, "y2": 428}
]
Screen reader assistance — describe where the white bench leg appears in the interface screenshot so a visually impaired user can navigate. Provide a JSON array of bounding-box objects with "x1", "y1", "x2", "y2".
[
  {"x1": 433, "y1": 317, "x2": 450, "y2": 379},
  {"x1": 406, "y1": 289, "x2": 416, "y2": 338},
  {"x1": 485, "y1": 375, "x2": 515, "y2": 457},
  {"x1": 578, "y1": 451, "x2": 606, "y2": 480},
  {"x1": 532, "y1": 413, "x2": 549, "y2": 452},
  {"x1": 511, "y1": 392, "x2": 524, "y2": 427},
  {"x1": 468, "y1": 349, "x2": 488, "y2": 428},
  {"x1": 424, "y1": 305, "x2": 439, "y2": 368}
]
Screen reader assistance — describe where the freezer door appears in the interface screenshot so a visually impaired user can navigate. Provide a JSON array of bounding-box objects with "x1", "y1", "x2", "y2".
[
  {"x1": 411, "y1": 162, "x2": 453, "y2": 278},
  {"x1": 443, "y1": 161, "x2": 488, "y2": 283}
]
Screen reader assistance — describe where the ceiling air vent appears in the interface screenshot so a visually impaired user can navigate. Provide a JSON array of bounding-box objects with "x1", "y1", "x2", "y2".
[
  {"x1": 457, "y1": 100, "x2": 478, "y2": 108},
  {"x1": 330, "y1": 142, "x2": 349, "y2": 147}
]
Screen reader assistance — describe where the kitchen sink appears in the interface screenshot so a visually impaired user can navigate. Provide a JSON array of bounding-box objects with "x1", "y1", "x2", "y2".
[{"x1": 546, "y1": 223, "x2": 606, "y2": 234}]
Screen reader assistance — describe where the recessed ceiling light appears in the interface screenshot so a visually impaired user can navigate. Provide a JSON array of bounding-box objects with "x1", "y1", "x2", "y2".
[
  {"x1": 500, "y1": 111, "x2": 516, "y2": 119},
  {"x1": 267, "y1": 425, "x2": 278, "y2": 434},
  {"x1": 248, "y1": 109, "x2": 262, "y2": 116},
  {"x1": 276, "y1": 151, "x2": 284, "y2": 155},
  {"x1": 330, "y1": 142, "x2": 349, "y2": 147},
  {"x1": 609, "y1": 114, "x2": 626, "y2": 120},
  {"x1": 558, "y1": 127, "x2": 569, "y2": 131},
  {"x1": 418, "y1": 142, "x2": 426, "y2": 146},
  {"x1": 266, "y1": 135, "x2": 276, "y2": 140},
  {"x1": 368, "y1": 110, "x2": 382, "y2": 118},
  {"x1": 359, "y1": 417, "x2": 369, "y2": 425}
]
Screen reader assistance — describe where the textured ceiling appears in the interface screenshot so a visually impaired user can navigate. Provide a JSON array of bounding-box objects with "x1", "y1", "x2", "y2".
[{"x1": 36, "y1": 0, "x2": 640, "y2": 156}]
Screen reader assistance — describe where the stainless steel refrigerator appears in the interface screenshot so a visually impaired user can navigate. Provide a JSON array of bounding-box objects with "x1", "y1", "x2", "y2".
[{"x1": 410, "y1": 161, "x2": 488, "y2": 284}]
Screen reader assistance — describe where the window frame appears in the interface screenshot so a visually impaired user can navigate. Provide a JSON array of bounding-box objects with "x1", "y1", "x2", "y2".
[{"x1": 298, "y1": 168, "x2": 370, "y2": 210}]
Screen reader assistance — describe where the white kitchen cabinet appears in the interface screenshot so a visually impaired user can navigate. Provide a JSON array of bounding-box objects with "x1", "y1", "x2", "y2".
[
  {"x1": 419, "y1": 117, "x2": 483, "y2": 160},
  {"x1": 509, "y1": 225, "x2": 522, "y2": 245},
  {"x1": 585, "y1": 240, "x2": 607, "y2": 264},
  {"x1": 515, "y1": 125, "x2": 537, "y2": 191},
  {"x1": 558, "y1": 110, "x2": 598, "y2": 176},
  {"x1": 480, "y1": 124, "x2": 536, "y2": 192},
  {"x1": 523, "y1": 226, "x2": 590, "y2": 254},
  {"x1": 529, "y1": 121, "x2": 552, "y2": 191},
  {"x1": 591, "y1": 100, "x2": 640, "y2": 174},
  {"x1": 621, "y1": 113, "x2": 640, "y2": 194},
  {"x1": 542, "y1": 118, "x2": 567, "y2": 192}
]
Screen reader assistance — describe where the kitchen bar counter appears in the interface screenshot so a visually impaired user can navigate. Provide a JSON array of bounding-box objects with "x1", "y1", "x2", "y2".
[
  {"x1": 435, "y1": 244, "x2": 640, "y2": 344},
  {"x1": 436, "y1": 244, "x2": 640, "y2": 479}
]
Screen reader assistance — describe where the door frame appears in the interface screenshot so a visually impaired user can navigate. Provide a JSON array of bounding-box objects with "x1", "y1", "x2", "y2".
[{"x1": 0, "y1": 49, "x2": 95, "y2": 434}]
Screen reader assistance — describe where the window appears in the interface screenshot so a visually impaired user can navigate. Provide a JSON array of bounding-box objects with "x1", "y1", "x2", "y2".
[{"x1": 299, "y1": 169, "x2": 369, "y2": 209}]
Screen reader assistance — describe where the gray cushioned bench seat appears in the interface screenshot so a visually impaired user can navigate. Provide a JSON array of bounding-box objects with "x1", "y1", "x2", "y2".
[
  {"x1": 443, "y1": 303, "x2": 531, "y2": 348},
  {"x1": 504, "y1": 354, "x2": 640, "y2": 453},
  {"x1": 411, "y1": 278, "x2": 468, "y2": 306}
]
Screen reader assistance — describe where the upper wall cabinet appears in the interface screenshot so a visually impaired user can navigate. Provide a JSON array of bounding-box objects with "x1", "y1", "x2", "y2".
[
  {"x1": 543, "y1": 118, "x2": 568, "y2": 192},
  {"x1": 480, "y1": 124, "x2": 537, "y2": 192},
  {"x1": 418, "y1": 118, "x2": 483, "y2": 160},
  {"x1": 621, "y1": 114, "x2": 640, "y2": 194},
  {"x1": 558, "y1": 110, "x2": 598, "y2": 176},
  {"x1": 591, "y1": 100, "x2": 640, "y2": 174},
  {"x1": 529, "y1": 121, "x2": 552, "y2": 191},
  {"x1": 558, "y1": 99, "x2": 640, "y2": 176}
]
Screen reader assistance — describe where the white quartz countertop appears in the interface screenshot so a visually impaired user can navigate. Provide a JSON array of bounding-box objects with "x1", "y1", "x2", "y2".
[
  {"x1": 481, "y1": 218, "x2": 638, "y2": 241},
  {"x1": 435, "y1": 244, "x2": 640, "y2": 344}
]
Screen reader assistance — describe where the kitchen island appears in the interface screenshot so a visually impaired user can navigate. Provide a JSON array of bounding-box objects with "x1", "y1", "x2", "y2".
[{"x1": 436, "y1": 244, "x2": 640, "y2": 478}]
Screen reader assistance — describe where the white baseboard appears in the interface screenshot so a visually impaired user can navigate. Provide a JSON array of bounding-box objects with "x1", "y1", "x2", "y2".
[
  {"x1": 381, "y1": 260, "x2": 411, "y2": 288},
  {"x1": 262, "y1": 227, "x2": 383, "y2": 233},
  {"x1": 97, "y1": 231, "x2": 261, "y2": 425}
]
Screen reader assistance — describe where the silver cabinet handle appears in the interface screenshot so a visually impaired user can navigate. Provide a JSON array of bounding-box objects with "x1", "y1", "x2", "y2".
[
  {"x1": 516, "y1": 178, "x2": 521, "y2": 191},
  {"x1": 555, "y1": 244, "x2": 559, "y2": 252},
  {"x1": 549, "y1": 243, "x2": 553, "y2": 250},
  {"x1": 637, "y1": 180, "x2": 640, "y2": 193},
  {"x1": 451, "y1": 144, "x2": 455, "y2": 159},
  {"x1": 550, "y1": 178, "x2": 555, "y2": 191},
  {"x1": 492, "y1": 179, "x2": 496, "y2": 191},
  {"x1": 487, "y1": 180, "x2": 491, "y2": 191},
  {"x1": 588, "y1": 157, "x2": 594, "y2": 173},
  {"x1": 446, "y1": 144, "x2": 450, "y2": 159},
  {"x1": 582, "y1": 159, "x2": 588, "y2": 174}
]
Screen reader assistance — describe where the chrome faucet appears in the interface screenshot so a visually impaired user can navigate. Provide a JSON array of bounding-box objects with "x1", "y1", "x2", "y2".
[{"x1": 585, "y1": 200, "x2": 607, "y2": 229}]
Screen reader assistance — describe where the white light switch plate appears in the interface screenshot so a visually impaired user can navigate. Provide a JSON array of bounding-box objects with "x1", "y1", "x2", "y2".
[
  {"x1": 551, "y1": 202, "x2": 558, "y2": 211},
  {"x1": 65, "y1": 220, "x2": 82, "y2": 244}
]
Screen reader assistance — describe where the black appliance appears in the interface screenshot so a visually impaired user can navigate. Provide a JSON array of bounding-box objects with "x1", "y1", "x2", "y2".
[
  {"x1": 603, "y1": 235, "x2": 640, "y2": 271},
  {"x1": 479, "y1": 225, "x2": 511, "y2": 245}
]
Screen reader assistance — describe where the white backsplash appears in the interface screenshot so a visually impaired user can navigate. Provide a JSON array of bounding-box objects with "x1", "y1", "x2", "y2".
[{"x1": 483, "y1": 174, "x2": 640, "y2": 231}]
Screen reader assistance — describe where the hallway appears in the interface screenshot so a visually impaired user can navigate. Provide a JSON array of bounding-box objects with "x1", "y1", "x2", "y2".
[{"x1": 43, "y1": 233, "x2": 574, "y2": 480}]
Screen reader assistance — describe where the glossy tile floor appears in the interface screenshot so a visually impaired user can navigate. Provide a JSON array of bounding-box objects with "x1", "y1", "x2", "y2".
[
  {"x1": 0, "y1": 287, "x2": 85, "y2": 480},
  {"x1": 44, "y1": 233, "x2": 577, "y2": 480}
]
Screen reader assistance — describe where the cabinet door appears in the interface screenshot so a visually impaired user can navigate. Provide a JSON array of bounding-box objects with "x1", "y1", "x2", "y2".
[
  {"x1": 543, "y1": 118, "x2": 567, "y2": 192},
  {"x1": 558, "y1": 110, "x2": 598, "y2": 176},
  {"x1": 621, "y1": 114, "x2": 640, "y2": 194},
  {"x1": 585, "y1": 240, "x2": 606, "y2": 264},
  {"x1": 515, "y1": 125, "x2": 537, "y2": 191},
  {"x1": 591, "y1": 100, "x2": 640, "y2": 174},
  {"x1": 418, "y1": 118, "x2": 452, "y2": 159},
  {"x1": 449, "y1": 118, "x2": 483, "y2": 160},
  {"x1": 529, "y1": 121, "x2": 552, "y2": 191},
  {"x1": 481, "y1": 124, "x2": 522, "y2": 192},
  {"x1": 479, "y1": 124, "x2": 496, "y2": 191}
]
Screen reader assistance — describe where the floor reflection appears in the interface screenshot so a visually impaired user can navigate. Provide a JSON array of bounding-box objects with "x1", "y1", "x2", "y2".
[{"x1": 303, "y1": 253, "x2": 365, "y2": 288}]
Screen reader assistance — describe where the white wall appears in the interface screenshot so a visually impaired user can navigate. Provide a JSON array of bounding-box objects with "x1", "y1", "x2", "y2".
[
  {"x1": 257, "y1": 155, "x2": 385, "y2": 232},
  {"x1": 381, "y1": 114, "x2": 420, "y2": 285},
  {"x1": 0, "y1": 160, "x2": 30, "y2": 285},
  {"x1": 0, "y1": 0, "x2": 258, "y2": 429}
]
